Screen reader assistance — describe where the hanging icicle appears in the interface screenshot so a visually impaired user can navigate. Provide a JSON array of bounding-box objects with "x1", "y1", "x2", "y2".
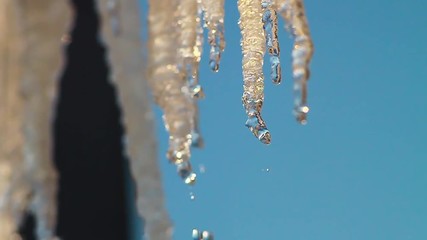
[
  {"x1": 98, "y1": 0, "x2": 173, "y2": 239},
  {"x1": 0, "y1": 0, "x2": 71, "y2": 239},
  {"x1": 201, "y1": 0, "x2": 225, "y2": 72},
  {"x1": 275, "y1": 0, "x2": 314, "y2": 124},
  {"x1": 236, "y1": 0, "x2": 313, "y2": 143},
  {"x1": 238, "y1": 0, "x2": 272, "y2": 144},
  {"x1": 262, "y1": 0, "x2": 281, "y2": 84},
  {"x1": 148, "y1": 0, "x2": 197, "y2": 185}
]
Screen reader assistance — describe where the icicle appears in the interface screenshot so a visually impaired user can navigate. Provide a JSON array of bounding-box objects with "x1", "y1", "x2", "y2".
[
  {"x1": 20, "y1": 1, "x2": 71, "y2": 239},
  {"x1": 275, "y1": 0, "x2": 314, "y2": 124},
  {"x1": 201, "y1": 0, "x2": 225, "y2": 72},
  {"x1": 1, "y1": 0, "x2": 71, "y2": 239},
  {"x1": 262, "y1": 0, "x2": 281, "y2": 84},
  {"x1": 148, "y1": 0, "x2": 197, "y2": 185},
  {"x1": 0, "y1": 0, "x2": 69, "y2": 240},
  {"x1": 0, "y1": 2, "x2": 29, "y2": 238},
  {"x1": 98, "y1": 0, "x2": 173, "y2": 238},
  {"x1": 177, "y1": 0, "x2": 204, "y2": 151},
  {"x1": 238, "y1": 0, "x2": 271, "y2": 144}
]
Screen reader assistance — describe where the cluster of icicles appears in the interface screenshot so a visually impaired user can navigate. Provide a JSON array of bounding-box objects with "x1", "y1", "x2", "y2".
[
  {"x1": 148, "y1": 0, "x2": 314, "y2": 185},
  {"x1": 0, "y1": 0, "x2": 313, "y2": 239}
]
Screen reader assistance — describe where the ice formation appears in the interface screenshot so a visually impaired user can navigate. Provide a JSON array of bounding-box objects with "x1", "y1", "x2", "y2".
[
  {"x1": 0, "y1": 0, "x2": 313, "y2": 239},
  {"x1": 98, "y1": 0, "x2": 173, "y2": 239},
  {"x1": 275, "y1": 0, "x2": 314, "y2": 124},
  {"x1": 0, "y1": 0, "x2": 71, "y2": 239}
]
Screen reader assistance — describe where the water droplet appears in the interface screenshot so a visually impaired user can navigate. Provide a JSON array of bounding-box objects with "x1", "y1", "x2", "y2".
[
  {"x1": 185, "y1": 172, "x2": 197, "y2": 185},
  {"x1": 199, "y1": 164, "x2": 206, "y2": 173},
  {"x1": 176, "y1": 162, "x2": 197, "y2": 185},
  {"x1": 192, "y1": 229, "x2": 200, "y2": 240},
  {"x1": 192, "y1": 228, "x2": 214, "y2": 240},
  {"x1": 209, "y1": 60, "x2": 219, "y2": 72},
  {"x1": 190, "y1": 192, "x2": 195, "y2": 200},
  {"x1": 202, "y1": 231, "x2": 214, "y2": 240}
]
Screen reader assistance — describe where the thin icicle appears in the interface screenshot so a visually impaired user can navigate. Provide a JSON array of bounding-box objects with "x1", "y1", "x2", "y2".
[
  {"x1": 276, "y1": 0, "x2": 314, "y2": 124},
  {"x1": 148, "y1": 0, "x2": 197, "y2": 185},
  {"x1": 201, "y1": 0, "x2": 225, "y2": 72},
  {"x1": 262, "y1": 0, "x2": 281, "y2": 84},
  {"x1": 0, "y1": 0, "x2": 71, "y2": 239},
  {"x1": 98, "y1": 0, "x2": 173, "y2": 239},
  {"x1": 238, "y1": 0, "x2": 271, "y2": 144}
]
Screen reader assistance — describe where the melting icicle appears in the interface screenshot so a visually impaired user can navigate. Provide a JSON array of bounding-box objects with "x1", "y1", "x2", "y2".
[
  {"x1": 98, "y1": 0, "x2": 173, "y2": 239},
  {"x1": 201, "y1": 0, "x2": 225, "y2": 72},
  {"x1": 192, "y1": 228, "x2": 214, "y2": 240},
  {"x1": 262, "y1": 0, "x2": 281, "y2": 84},
  {"x1": 177, "y1": 0, "x2": 204, "y2": 99},
  {"x1": 276, "y1": 0, "x2": 314, "y2": 124},
  {"x1": 238, "y1": 0, "x2": 271, "y2": 144},
  {"x1": 148, "y1": 0, "x2": 197, "y2": 184}
]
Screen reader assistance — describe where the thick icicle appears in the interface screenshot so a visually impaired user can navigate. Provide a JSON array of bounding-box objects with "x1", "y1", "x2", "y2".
[
  {"x1": 262, "y1": 0, "x2": 281, "y2": 84},
  {"x1": 0, "y1": 0, "x2": 71, "y2": 239},
  {"x1": 238, "y1": 0, "x2": 271, "y2": 144},
  {"x1": 98, "y1": 0, "x2": 173, "y2": 239},
  {"x1": 148, "y1": 0, "x2": 197, "y2": 185},
  {"x1": 0, "y1": 2, "x2": 30, "y2": 238},
  {"x1": 201, "y1": 0, "x2": 225, "y2": 72},
  {"x1": 276, "y1": 0, "x2": 314, "y2": 124}
]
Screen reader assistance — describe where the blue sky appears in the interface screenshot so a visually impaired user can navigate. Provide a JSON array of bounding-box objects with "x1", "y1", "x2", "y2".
[{"x1": 135, "y1": 0, "x2": 427, "y2": 239}]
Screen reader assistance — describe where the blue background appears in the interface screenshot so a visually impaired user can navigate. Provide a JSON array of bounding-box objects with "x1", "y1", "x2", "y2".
[{"x1": 135, "y1": 0, "x2": 427, "y2": 239}]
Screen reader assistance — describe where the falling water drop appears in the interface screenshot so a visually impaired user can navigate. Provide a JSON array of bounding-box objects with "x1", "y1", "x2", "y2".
[
  {"x1": 199, "y1": 164, "x2": 206, "y2": 173},
  {"x1": 192, "y1": 228, "x2": 214, "y2": 240},
  {"x1": 192, "y1": 229, "x2": 200, "y2": 240},
  {"x1": 190, "y1": 192, "x2": 196, "y2": 200}
]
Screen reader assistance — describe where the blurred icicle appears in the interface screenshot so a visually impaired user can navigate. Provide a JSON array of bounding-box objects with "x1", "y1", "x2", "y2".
[
  {"x1": 238, "y1": 0, "x2": 271, "y2": 144},
  {"x1": 148, "y1": 0, "x2": 197, "y2": 185},
  {"x1": 201, "y1": 0, "x2": 225, "y2": 72},
  {"x1": 0, "y1": 1, "x2": 29, "y2": 238},
  {"x1": 275, "y1": 0, "x2": 314, "y2": 124},
  {"x1": 0, "y1": 0, "x2": 71, "y2": 239},
  {"x1": 98, "y1": 0, "x2": 173, "y2": 239}
]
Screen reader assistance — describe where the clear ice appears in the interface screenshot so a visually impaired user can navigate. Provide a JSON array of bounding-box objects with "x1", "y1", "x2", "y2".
[
  {"x1": 275, "y1": 0, "x2": 314, "y2": 124},
  {"x1": 262, "y1": 0, "x2": 281, "y2": 84},
  {"x1": 238, "y1": 0, "x2": 272, "y2": 144},
  {"x1": 201, "y1": 0, "x2": 225, "y2": 72},
  {"x1": 237, "y1": 0, "x2": 314, "y2": 142}
]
